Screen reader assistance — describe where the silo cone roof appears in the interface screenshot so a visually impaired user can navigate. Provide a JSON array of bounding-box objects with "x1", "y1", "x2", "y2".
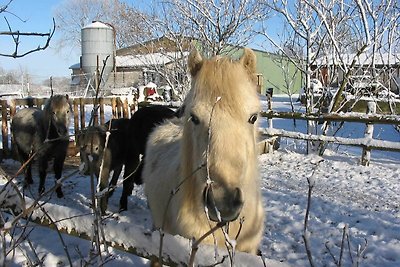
[{"x1": 82, "y1": 21, "x2": 112, "y2": 30}]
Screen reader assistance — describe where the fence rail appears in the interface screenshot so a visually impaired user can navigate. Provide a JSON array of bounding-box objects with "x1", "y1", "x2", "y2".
[
  {"x1": 1, "y1": 97, "x2": 399, "y2": 165},
  {"x1": 0, "y1": 96, "x2": 137, "y2": 159},
  {"x1": 260, "y1": 104, "x2": 400, "y2": 165}
]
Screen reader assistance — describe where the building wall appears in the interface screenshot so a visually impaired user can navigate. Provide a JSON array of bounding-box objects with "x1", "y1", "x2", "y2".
[{"x1": 253, "y1": 50, "x2": 303, "y2": 96}]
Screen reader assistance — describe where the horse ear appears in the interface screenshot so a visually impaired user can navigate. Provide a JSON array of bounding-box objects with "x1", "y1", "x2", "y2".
[
  {"x1": 188, "y1": 49, "x2": 203, "y2": 77},
  {"x1": 240, "y1": 48, "x2": 257, "y2": 74},
  {"x1": 65, "y1": 94, "x2": 69, "y2": 100}
]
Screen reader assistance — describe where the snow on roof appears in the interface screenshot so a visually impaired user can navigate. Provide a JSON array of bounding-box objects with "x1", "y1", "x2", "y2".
[
  {"x1": 314, "y1": 52, "x2": 400, "y2": 66},
  {"x1": 69, "y1": 63, "x2": 80, "y2": 69},
  {"x1": 0, "y1": 84, "x2": 23, "y2": 97},
  {"x1": 110, "y1": 87, "x2": 136, "y2": 95},
  {"x1": 82, "y1": 21, "x2": 113, "y2": 30},
  {"x1": 115, "y1": 51, "x2": 189, "y2": 68}
]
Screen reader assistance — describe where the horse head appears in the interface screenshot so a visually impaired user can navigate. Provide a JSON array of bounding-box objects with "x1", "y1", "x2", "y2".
[
  {"x1": 44, "y1": 95, "x2": 72, "y2": 138},
  {"x1": 78, "y1": 125, "x2": 107, "y2": 176},
  {"x1": 182, "y1": 48, "x2": 260, "y2": 223}
]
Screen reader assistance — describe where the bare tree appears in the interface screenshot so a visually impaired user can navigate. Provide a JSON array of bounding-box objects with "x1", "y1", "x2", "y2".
[
  {"x1": 257, "y1": 0, "x2": 400, "y2": 154},
  {"x1": 0, "y1": 0, "x2": 55, "y2": 58},
  {"x1": 122, "y1": 0, "x2": 264, "y2": 98},
  {"x1": 54, "y1": 0, "x2": 150, "y2": 51},
  {"x1": 157, "y1": 0, "x2": 263, "y2": 56}
]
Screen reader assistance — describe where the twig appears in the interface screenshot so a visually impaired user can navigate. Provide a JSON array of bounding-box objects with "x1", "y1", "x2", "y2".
[
  {"x1": 324, "y1": 241, "x2": 338, "y2": 265},
  {"x1": 188, "y1": 221, "x2": 226, "y2": 267},
  {"x1": 302, "y1": 175, "x2": 315, "y2": 267},
  {"x1": 0, "y1": 17, "x2": 56, "y2": 58},
  {"x1": 301, "y1": 159, "x2": 323, "y2": 267},
  {"x1": 338, "y1": 224, "x2": 348, "y2": 266},
  {"x1": 157, "y1": 162, "x2": 206, "y2": 266},
  {"x1": 38, "y1": 205, "x2": 73, "y2": 266}
]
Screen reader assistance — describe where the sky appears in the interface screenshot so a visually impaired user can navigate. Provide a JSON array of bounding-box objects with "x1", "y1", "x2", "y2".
[
  {"x1": 0, "y1": 0, "x2": 80, "y2": 80},
  {"x1": 0, "y1": 0, "x2": 279, "y2": 83}
]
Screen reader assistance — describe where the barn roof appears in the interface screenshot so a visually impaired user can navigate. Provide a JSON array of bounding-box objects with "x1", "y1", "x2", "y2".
[
  {"x1": 115, "y1": 52, "x2": 189, "y2": 68},
  {"x1": 314, "y1": 52, "x2": 400, "y2": 66}
]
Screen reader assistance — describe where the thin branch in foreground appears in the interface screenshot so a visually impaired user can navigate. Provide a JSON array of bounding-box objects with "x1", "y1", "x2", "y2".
[
  {"x1": 0, "y1": 17, "x2": 56, "y2": 58},
  {"x1": 302, "y1": 159, "x2": 323, "y2": 267},
  {"x1": 302, "y1": 175, "x2": 316, "y2": 267},
  {"x1": 188, "y1": 221, "x2": 226, "y2": 267}
]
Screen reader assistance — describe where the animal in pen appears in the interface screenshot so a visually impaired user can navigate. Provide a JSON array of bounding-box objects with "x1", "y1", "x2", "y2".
[
  {"x1": 79, "y1": 105, "x2": 177, "y2": 212},
  {"x1": 11, "y1": 95, "x2": 72, "y2": 198},
  {"x1": 143, "y1": 49, "x2": 265, "y2": 253}
]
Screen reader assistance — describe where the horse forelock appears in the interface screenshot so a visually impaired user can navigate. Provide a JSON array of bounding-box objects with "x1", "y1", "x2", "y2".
[
  {"x1": 44, "y1": 95, "x2": 71, "y2": 136},
  {"x1": 189, "y1": 56, "x2": 260, "y2": 120}
]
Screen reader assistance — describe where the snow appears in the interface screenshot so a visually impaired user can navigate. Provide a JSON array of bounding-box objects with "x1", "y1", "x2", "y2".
[
  {"x1": 1, "y1": 95, "x2": 399, "y2": 266},
  {"x1": 115, "y1": 52, "x2": 189, "y2": 68}
]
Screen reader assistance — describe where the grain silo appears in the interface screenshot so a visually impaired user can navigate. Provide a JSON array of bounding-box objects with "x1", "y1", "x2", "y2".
[{"x1": 81, "y1": 21, "x2": 115, "y2": 93}]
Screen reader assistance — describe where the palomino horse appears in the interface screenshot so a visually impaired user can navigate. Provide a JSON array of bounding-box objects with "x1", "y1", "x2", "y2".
[
  {"x1": 11, "y1": 95, "x2": 72, "y2": 198},
  {"x1": 143, "y1": 49, "x2": 264, "y2": 254}
]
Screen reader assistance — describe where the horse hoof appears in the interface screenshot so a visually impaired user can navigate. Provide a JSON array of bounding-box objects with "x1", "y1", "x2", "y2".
[
  {"x1": 38, "y1": 187, "x2": 45, "y2": 195},
  {"x1": 119, "y1": 202, "x2": 127, "y2": 212},
  {"x1": 56, "y1": 189, "x2": 64, "y2": 198}
]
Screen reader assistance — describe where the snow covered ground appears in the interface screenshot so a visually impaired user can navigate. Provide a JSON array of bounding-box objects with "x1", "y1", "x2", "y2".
[{"x1": 1, "y1": 95, "x2": 399, "y2": 266}]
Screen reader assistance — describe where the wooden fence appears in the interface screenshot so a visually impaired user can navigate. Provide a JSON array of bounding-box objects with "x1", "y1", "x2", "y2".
[
  {"x1": 0, "y1": 96, "x2": 137, "y2": 159},
  {"x1": 260, "y1": 106, "x2": 400, "y2": 166},
  {"x1": 1, "y1": 96, "x2": 399, "y2": 165}
]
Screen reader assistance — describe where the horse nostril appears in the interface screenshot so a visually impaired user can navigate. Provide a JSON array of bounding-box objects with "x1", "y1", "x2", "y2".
[
  {"x1": 233, "y1": 187, "x2": 244, "y2": 208},
  {"x1": 204, "y1": 185, "x2": 244, "y2": 223}
]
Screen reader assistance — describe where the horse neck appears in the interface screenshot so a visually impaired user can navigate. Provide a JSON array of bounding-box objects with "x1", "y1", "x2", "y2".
[{"x1": 44, "y1": 115, "x2": 60, "y2": 140}]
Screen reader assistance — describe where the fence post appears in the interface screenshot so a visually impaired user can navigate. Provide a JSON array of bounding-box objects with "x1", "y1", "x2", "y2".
[
  {"x1": 123, "y1": 98, "x2": 129, "y2": 118},
  {"x1": 361, "y1": 101, "x2": 376, "y2": 166},
  {"x1": 99, "y1": 97, "x2": 105, "y2": 125},
  {"x1": 266, "y1": 88, "x2": 274, "y2": 153},
  {"x1": 73, "y1": 99, "x2": 79, "y2": 145},
  {"x1": 117, "y1": 98, "x2": 123, "y2": 118},
  {"x1": 111, "y1": 98, "x2": 117, "y2": 118},
  {"x1": 1, "y1": 100, "x2": 9, "y2": 158},
  {"x1": 80, "y1": 98, "x2": 85, "y2": 130}
]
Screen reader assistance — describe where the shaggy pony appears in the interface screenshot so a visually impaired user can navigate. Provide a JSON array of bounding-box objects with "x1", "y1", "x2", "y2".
[
  {"x1": 143, "y1": 49, "x2": 264, "y2": 254},
  {"x1": 11, "y1": 95, "x2": 71, "y2": 198}
]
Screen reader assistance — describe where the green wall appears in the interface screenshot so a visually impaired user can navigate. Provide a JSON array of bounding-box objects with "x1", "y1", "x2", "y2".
[
  {"x1": 253, "y1": 50, "x2": 303, "y2": 96},
  {"x1": 229, "y1": 48, "x2": 303, "y2": 96}
]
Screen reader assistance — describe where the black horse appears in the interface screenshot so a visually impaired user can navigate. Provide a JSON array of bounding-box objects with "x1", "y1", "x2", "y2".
[
  {"x1": 79, "y1": 105, "x2": 177, "y2": 212},
  {"x1": 11, "y1": 95, "x2": 72, "y2": 198}
]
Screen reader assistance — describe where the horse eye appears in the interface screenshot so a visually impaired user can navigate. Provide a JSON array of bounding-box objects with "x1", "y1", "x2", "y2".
[
  {"x1": 66, "y1": 110, "x2": 70, "y2": 114},
  {"x1": 248, "y1": 114, "x2": 258, "y2": 124},
  {"x1": 190, "y1": 113, "x2": 200, "y2": 125}
]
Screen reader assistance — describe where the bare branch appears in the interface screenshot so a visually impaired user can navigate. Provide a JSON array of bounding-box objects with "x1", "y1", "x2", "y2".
[{"x1": 0, "y1": 17, "x2": 56, "y2": 58}]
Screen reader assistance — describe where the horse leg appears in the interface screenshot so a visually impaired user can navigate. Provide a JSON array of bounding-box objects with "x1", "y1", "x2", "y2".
[
  {"x1": 53, "y1": 153, "x2": 66, "y2": 198},
  {"x1": 108, "y1": 164, "x2": 122, "y2": 198},
  {"x1": 133, "y1": 157, "x2": 144, "y2": 185},
  {"x1": 16, "y1": 148, "x2": 33, "y2": 185},
  {"x1": 38, "y1": 157, "x2": 48, "y2": 195},
  {"x1": 26, "y1": 161, "x2": 33, "y2": 185},
  {"x1": 99, "y1": 164, "x2": 111, "y2": 214},
  {"x1": 119, "y1": 156, "x2": 139, "y2": 211}
]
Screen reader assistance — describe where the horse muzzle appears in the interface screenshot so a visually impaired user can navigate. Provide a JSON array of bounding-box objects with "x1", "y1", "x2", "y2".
[{"x1": 203, "y1": 185, "x2": 244, "y2": 223}]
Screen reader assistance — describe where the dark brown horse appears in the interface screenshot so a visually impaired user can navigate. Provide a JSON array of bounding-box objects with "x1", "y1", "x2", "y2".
[
  {"x1": 79, "y1": 105, "x2": 177, "y2": 212},
  {"x1": 11, "y1": 95, "x2": 72, "y2": 198}
]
